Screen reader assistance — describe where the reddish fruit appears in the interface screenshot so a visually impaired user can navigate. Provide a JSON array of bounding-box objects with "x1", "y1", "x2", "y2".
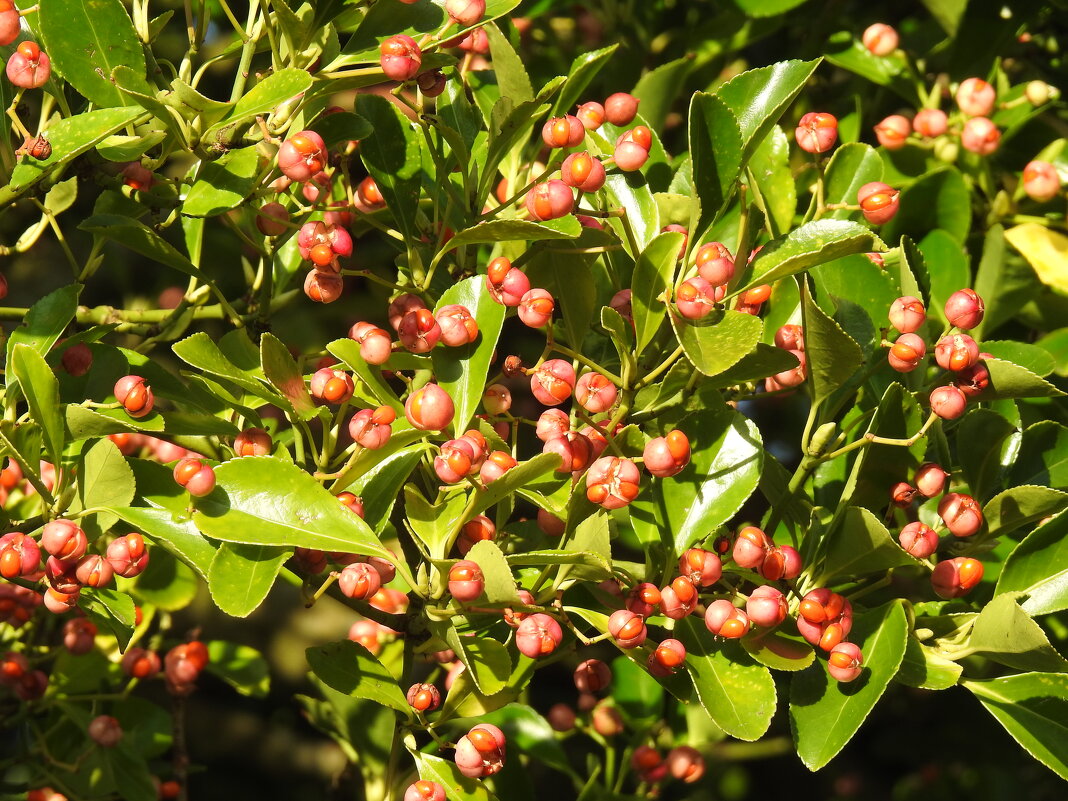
[
  {"x1": 626, "y1": 582, "x2": 662, "y2": 617},
  {"x1": 733, "y1": 526, "x2": 770, "y2": 569},
  {"x1": 675, "y1": 276, "x2": 720, "y2": 320},
  {"x1": 40, "y1": 520, "x2": 88, "y2": 561},
  {"x1": 448, "y1": 560, "x2": 484, "y2": 602},
  {"x1": 828, "y1": 642, "x2": 864, "y2": 682},
  {"x1": 660, "y1": 575, "x2": 698, "y2": 620},
  {"x1": 944, "y1": 289, "x2": 985, "y2": 330},
  {"x1": 0, "y1": 532, "x2": 40, "y2": 579},
  {"x1": 644, "y1": 430, "x2": 691, "y2": 478},
  {"x1": 298, "y1": 222, "x2": 352, "y2": 271},
  {"x1": 62, "y1": 618, "x2": 98, "y2": 655},
  {"x1": 931, "y1": 556, "x2": 984, "y2": 598},
  {"x1": 530, "y1": 359, "x2": 576, "y2": 406},
  {"x1": 576, "y1": 101, "x2": 605, "y2": 130},
  {"x1": 608, "y1": 608, "x2": 647, "y2": 648},
  {"x1": 679, "y1": 547, "x2": 722, "y2": 587},
  {"x1": 667, "y1": 745, "x2": 706, "y2": 783},
  {"x1": 930, "y1": 384, "x2": 968, "y2": 420},
  {"x1": 310, "y1": 368, "x2": 355, "y2": 404},
  {"x1": 536, "y1": 508, "x2": 565, "y2": 537},
  {"x1": 406, "y1": 682, "x2": 441, "y2": 713},
  {"x1": 560, "y1": 151, "x2": 606, "y2": 192},
  {"x1": 234, "y1": 428, "x2": 271, "y2": 457},
  {"x1": 1022, "y1": 160, "x2": 1061, "y2": 202},
  {"x1": 173, "y1": 458, "x2": 216, "y2": 497},
  {"x1": 858, "y1": 181, "x2": 900, "y2": 225},
  {"x1": 43, "y1": 587, "x2": 79, "y2": 615},
  {"x1": 482, "y1": 384, "x2": 511, "y2": 416},
  {"x1": 348, "y1": 406, "x2": 395, "y2": 450},
  {"x1": 935, "y1": 333, "x2": 980, "y2": 372},
  {"x1": 6, "y1": 41, "x2": 50, "y2": 89},
  {"x1": 957, "y1": 361, "x2": 990, "y2": 397},
  {"x1": 277, "y1": 131, "x2": 327, "y2": 183},
  {"x1": 890, "y1": 481, "x2": 919, "y2": 508},
  {"x1": 543, "y1": 432, "x2": 594, "y2": 473},
  {"x1": 704, "y1": 599, "x2": 750, "y2": 638},
  {"x1": 956, "y1": 78, "x2": 996, "y2": 117},
  {"x1": 357, "y1": 176, "x2": 385, "y2": 209},
  {"x1": 542, "y1": 115, "x2": 586, "y2": 149},
  {"x1": 114, "y1": 375, "x2": 154, "y2": 418},
  {"x1": 535, "y1": 408, "x2": 570, "y2": 442},
  {"x1": 380, "y1": 34, "x2": 422, "y2": 82},
  {"x1": 795, "y1": 112, "x2": 839, "y2": 153},
  {"x1": 60, "y1": 342, "x2": 93, "y2": 376},
  {"x1": 479, "y1": 450, "x2": 517, "y2": 484},
  {"x1": 388, "y1": 294, "x2": 427, "y2": 331},
  {"x1": 417, "y1": 69, "x2": 447, "y2": 97},
  {"x1": 574, "y1": 658, "x2": 611, "y2": 693},
  {"x1": 106, "y1": 533, "x2": 149, "y2": 578},
  {"x1": 256, "y1": 203, "x2": 290, "y2": 236},
  {"x1": 338, "y1": 562, "x2": 382, "y2": 600},
  {"x1": 874, "y1": 114, "x2": 911, "y2": 150},
  {"x1": 774, "y1": 324, "x2": 805, "y2": 351},
  {"x1": 547, "y1": 703, "x2": 576, "y2": 732},
  {"x1": 574, "y1": 372, "x2": 617, "y2": 414},
  {"x1": 74, "y1": 554, "x2": 113, "y2": 588},
  {"x1": 404, "y1": 781, "x2": 446, "y2": 801},
  {"x1": 525, "y1": 180, "x2": 574, "y2": 221},
  {"x1": 961, "y1": 117, "x2": 1000, "y2": 155},
  {"x1": 434, "y1": 438, "x2": 475, "y2": 484},
  {"x1": 0, "y1": 3, "x2": 19, "y2": 47},
  {"x1": 889, "y1": 295, "x2": 926, "y2": 333},
  {"x1": 121, "y1": 647, "x2": 162, "y2": 679},
  {"x1": 888, "y1": 333, "x2": 926, "y2": 372},
  {"x1": 612, "y1": 139, "x2": 649, "y2": 171},
  {"x1": 405, "y1": 384, "x2": 454, "y2": 431},
  {"x1": 863, "y1": 23, "x2": 899, "y2": 55},
  {"x1": 518, "y1": 288, "x2": 555, "y2": 328},
  {"x1": 586, "y1": 456, "x2": 641, "y2": 509},
  {"x1": 760, "y1": 545, "x2": 802, "y2": 580},
  {"x1": 746, "y1": 585, "x2": 788, "y2": 628},
  {"x1": 914, "y1": 463, "x2": 949, "y2": 498},
  {"x1": 913, "y1": 108, "x2": 948, "y2": 138},
  {"x1": 938, "y1": 492, "x2": 984, "y2": 537},
  {"x1": 604, "y1": 93, "x2": 639, "y2": 125},
  {"x1": 486, "y1": 257, "x2": 530, "y2": 306},
  {"x1": 648, "y1": 638, "x2": 687, "y2": 677},
  {"x1": 349, "y1": 322, "x2": 393, "y2": 365},
  {"x1": 88, "y1": 715, "x2": 123, "y2": 748},
  {"x1": 454, "y1": 724, "x2": 505, "y2": 778},
  {"x1": 444, "y1": 0, "x2": 485, "y2": 26},
  {"x1": 304, "y1": 270, "x2": 343, "y2": 303},
  {"x1": 899, "y1": 521, "x2": 939, "y2": 559},
  {"x1": 515, "y1": 613, "x2": 563, "y2": 658},
  {"x1": 436, "y1": 304, "x2": 479, "y2": 347}
]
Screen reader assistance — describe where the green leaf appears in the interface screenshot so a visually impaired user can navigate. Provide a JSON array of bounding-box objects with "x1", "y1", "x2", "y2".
[
  {"x1": 789, "y1": 601, "x2": 909, "y2": 770},
  {"x1": 78, "y1": 437, "x2": 136, "y2": 535},
  {"x1": 1010, "y1": 422, "x2": 1068, "y2": 490},
  {"x1": 742, "y1": 628, "x2": 816, "y2": 672},
  {"x1": 112, "y1": 507, "x2": 216, "y2": 581},
  {"x1": 965, "y1": 673, "x2": 1068, "y2": 781},
  {"x1": 2, "y1": 108, "x2": 144, "y2": 205},
  {"x1": 552, "y1": 45, "x2": 618, "y2": 116},
  {"x1": 82, "y1": 588, "x2": 137, "y2": 650},
  {"x1": 1036, "y1": 328, "x2": 1068, "y2": 377},
  {"x1": 208, "y1": 543, "x2": 289, "y2": 618},
  {"x1": 748, "y1": 125, "x2": 796, "y2": 236},
  {"x1": 414, "y1": 752, "x2": 498, "y2": 801},
  {"x1": 801, "y1": 278, "x2": 864, "y2": 406},
  {"x1": 631, "y1": 232, "x2": 683, "y2": 355},
  {"x1": 79, "y1": 215, "x2": 202, "y2": 278},
  {"x1": 432, "y1": 277, "x2": 506, "y2": 434},
  {"x1": 344, "y1": 444, "x2": 426, "y2": 534},
  {"x1": 632, "y1": 55, "x2": 695, "y2": 132},
  {"x1": 260, "y1": 332, "x2": 317, "y2": 420},
  {"x1": 958, "y1": 409, "x2": 1018, "y2": 501},
  {"x1": 688, "y1": 92, "x2": 743, "y2": 226},
  {"x1": 611, "y1": 655, "x2": 665, "y2": 718},
  {"x1": 405, "y1": 485, "x2": 469, "y2": 559},
  {"x1": 814, "y1": 506, "x2": 922, "y2": 584},
  {"x1": 445, "y1": 625, "x2": 512, "y2": 696},
  {"x1": 604, "y1": 171, "x2": 661, "y2": 254},
  {"x1": 355, "y1": 94, "x2": 424, "y2": 240},
  {"x1": 704, "y1": 343, "x2": 801, "y2": 389},
  {"x1": 327, "y1": 338, "x2": 402, "y2": 411},
  {"x1": 6, "y1": 283, "x2": 81, "y2": 390},
  {"x1": 918, "y1": 229, "x2": 970, "y2": 324},
  {"x1": 714, "y1": 59, "x2": 821, "y2": 161},
  {"x1": 981, "y1": 341, "x2": 1056, "y2": 378},
  {"x1": 742, "y1": 220, "x2": 884, "y2": 290},
  {"x1": 978, "y1": 357, "x2": 1065, "y2": 400},
  {"x1": 525, "y1": 246, "x2": 598, "y2": 351},
  {"x1": 676, "y1": 618, "x2": 776, "y2": 742},
  {"x1": 997, "y1": 512, "x2": 1068, "y2": 615},
  {"x1": 309, "y1": 111, "x2": 373, "y2": 148},
  {"x1": 882, "y1": 168, "x2": 970, "y2": 245},
  {"x1": 466, "y1": 540, "x2": 520, "y2": 605},
  {"x1": 182, "y1": 146, "x2": 262, "y2": 217},
  {"x1": 984, "y1": 486, "x2": 1068, "y2": 540},
  {"x1": 670, "y1": 308, "x2": 763, "y2": 377},
  {"x1": 129, "y1": 550, "x2": 199, "y2": 611},
  {"x1": 630, "y1": 402, "x2": 762, "y2": 553},
  {"x1": 479, "y1": 704, "x2": 575, "y2": 777},
  {"x1": 470, "y1": 453, "x2": 561, "y2": 519},
  {"x1": 898, "y1": 235, "x2": 931, "y2": 305},
  {"x1": 823, "y1": 143, "x2": 883, "y2": 219},
  {"x1": 193, "y1": 457, "x2": 390, "y2": 559},
  {"x1": 39, "y1": 0, "x2": 146, "y2": 107},
  {"x1": 445, "y1": 218, "x2": 581, "y2": 250},
  {"x1": 823, "y1": 32, "x2": 917, "y2": 103},
  {"x1": 968, "y1": 594, "x2": 1068, "y2": 673},
  {"x1": 165, "y1": 79, "x2": 233, "y2": 125},
  {"x1": 734, "y1": 0, "x2": 810, "y2": 14},
  {"x1": 306, "y1": 640, "x2": 410, "y2": 715},
  {"x1": 484, "y1": 22, "x2": 533, "y2": 104},
  {"x1": 10, "y1": 345, "x2": 63, "y2": 467},
  {"x1": 896, "y1": 633, "x2": 963, "y2": 690},
  {"x1": 205, "y1": 641, "x2": 270, "y2": 698},
  {"x1": 172, "y1": 332, "x2": 278, "y2": 406},
  {"x1": 112, "y1": 66, "x2": 186, "y2": 141},
  {"x1": 208, "y1": 68, "x2": 313, "y2": 135}
]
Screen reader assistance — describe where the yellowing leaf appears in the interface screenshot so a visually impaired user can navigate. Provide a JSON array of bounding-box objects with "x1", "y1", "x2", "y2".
[{"x1": 1006, "y1": 224, "x2": 1068, "y2": 294}]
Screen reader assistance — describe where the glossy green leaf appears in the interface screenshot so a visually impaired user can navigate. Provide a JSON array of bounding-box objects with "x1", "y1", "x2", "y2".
[
  {"x1": 193, "y1": 457, "x2": 390, "y2": 559},
  {"x1": 631, "y1": 232, "x2": 683, "y2": 355},
  {"x1": 446, "y1": 625, "x2": 512, "y2": 696},
  {"x1": 209, "y1": 68, "x2": 313, "y2": 134},
  {"x1": 1010, "y1": 422, "x2": 1068, "y2": 490},
  {"x1": 688, "y1": 92, "x2": 743, "y2": 226},
  {"x1": 208, "y1": 543, "x2": 289, "y2": 618},
  {"x1": 734, "y1": 0, "x2": 810, "y2": 14},
  {"x1": 965, "y1": 673, "x2": 1068, "y2": 780},
  {"x1": 742, "y1": 628, "x2": 816, "y2": 672},
  {"x1": 355, "y1": 94, "x2": 424, "y2": 240},
  {"x1": 743, "y1": 219, "x2": 884, "y2": 290},
  {"x1": 182, "y1": 147, "x2": 262, "y2": 217},
  {"x1": 405, "y1": 486, "x2": 469, "y2": 559},
  {"x1": 39, "y1": 0, "x2": 145, "y2": 107},
  {"x1": 432, "y1": 276, "x2": 506, "y2": 434},
  {"x1": 112, "y1": 506, "x2": 216, "y2": 580},
  {"x1": 1036, "y1": 328, "x2": 1068, "y2": 376},
  {"x1": 984, "y1": 486, "x2": 1068, "y2": 540},
  {"x1": 978, "y1": 357, "x2": 1065, "y2": 400},
  {"x1": 79, "y1": 215, "x2": 201, "y2": 277},
  {"x1": 78, "y1": 438, "x2": 136, "y2": 535},
  {"x1": 957, "y1": 408, "x2": 1018, "y2": 501},
  {"x1": 10, "y1": 345, "x2": 63, "y2": 467},
  {"x1": 309, "y1": 111, "x2": 373, "y2": 148},
  {"x1": 997, "y1": 512, "x2": 1068, "y2": 616},
  {"x1": 631, "y1": 402, "x2": 762, "y2": 553},
  {"x1": 604, "y1": 171, "x2": 661, "y2": 254},
  {"x1": 165, "y1": 79, "x2": 233, "y2": 125},
  {"x1": 414, "y1": 752, "x2": 498, "y2": 801},
  {"x1": 173, "y1": 333, "x2": 278, "y2": 406},
  {"x1": 525, "y1": 245, "x2": 598, "y2": 351},
  {"x1": 632, "y1": 56, "x2": 694, "y2": 132},
  {"x1": 676, "y1": 618, "x2": 776, "y2": 741},
  {"x1": 918, "y1": 229, "x2": 971, "y2": 324},
  {"x1": 811, "y1": 254, "x2": 898, "y2": 337},
  {"x1": 205, "y1": 641, "x2": 270, "y2": 698},
  {"x1": 470, "y1": 453, "x2": 561, "y2": 519},
  {"x1": 466, "y1": 540, "x2": 520, "y2": 605},
  {"x1": 2, "y1": 108, "x2": 144, "y2": 205},
  {"x1": 344, "y1": 444, "x2": 426, "y2": 533},
  {"x1": 813, "y1": 506, "x2": 922, "y2": 584},
  {"x1": 260, "y1": 332, "x2": 317, "y2": 420},
  {"x1": 484, "y1": 22, "x2": 533, "y2": 104},
  {"x1": 129, "y1": 550, "x2": 199, "y2": 612},
  {"x1": 551, "y1": 44, "x2": 617, "y2": 115},
  {"x1": 445, "y1": 218, "x2": 581, "y2": 250},
  {"x1": 715, "y1": 59, "x2": 821, "y2": 160},
  {"x1": 882, "y1": 168, "x2": 970, "y2": 244},
  {"x1": 326, "y1": 338, "x2": 402, "y2": 411},
  {"x1": 6, "y1": 283, "x2": 81, "y2": 391},
  {"x1": 823, "y1": 143, "x2": 883, "y2": 219},
  {"x1": 748, "y1": 125, "x2": 795, "y2": 235},
  {"x1": 981, "y1": 341, "x2": 1056, "y2": 378},
  {"x1": 611, "y1": 654, "x2": 665, "y2": 718},
  {"x1": 823, "y1": 31, "x2": 917, "y2": 103},
  {"x1": 801, "y1": 279, "x2": 864, "y2": 406},
  {"x1": 968, "y1": 594, "x2": 1068, "y2": 673},
  {"x1": 896, "y1": 634, "x2": 963, "y2": 690},
  {"x1": 670, "y1": 308, "x2": 763, "y2": 377},
  {"x1": 306, "y1": 640, "x2": 410, "y2": 715},
  {"x1": 705, "y1": 343, "x2": 800, "y2": 389},
  {"x1": 82, "y1": 588, "x2": 137, "y2": 650},
  {"x1": 790, "y1": 601, "x2": 908, "y2": 770},
  {"x1": 973, "y1": 224, "x2": 1037, "y2": 338}
]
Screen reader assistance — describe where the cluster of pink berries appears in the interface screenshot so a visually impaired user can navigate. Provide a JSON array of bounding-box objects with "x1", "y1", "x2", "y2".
[
  {"x1": 886, "y1": 288, "x2": 988, "y2": 420},
  {"x1": 766, "y1": 323, "x2": 808, "y2": 392}
]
